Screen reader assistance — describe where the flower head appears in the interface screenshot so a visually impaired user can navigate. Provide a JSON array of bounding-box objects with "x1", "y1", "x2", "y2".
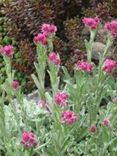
[
  {"x1": 77, "y1": 60, "x2": 93, "y2": 72},
  {"x1": 89, "y1": 124, "x2": 97, "y2": 133},
  {"x1": 33, "y1": 33, "x2": 47, "y2": 45},
  {"x1": 1, "y1": 45, "x2": 14, "y2": 57},
  {"x1": 105, "y1": 20, "x2": 117, "y2": 38},
  {"x1": 61, "y1": 110, "x2": 77, "y2": 125},
  {"x1": 12, "y1": 80, "x2": 19, "y2": 89},
  {"x1": 41, "y1": 24, "x2": 57, "y2": 35},
  {"x1": 103, "y1": 59, "x2": 117, "y2": 73},
  {"x1": 21, "y1": 131, "x2": 37, "y2": 148},
  {"x1": 48, "y1": 52, "x2": 60, "y2": 65},
  {"x1": 82, "y1": 17, "x2": 100, "y2": 29},
  {"x1": 54, "y1": 91, "x2": 69, "y2": 107},
  {"x1": 102, "y1": 118, "x2": 110, "y2": 127}
]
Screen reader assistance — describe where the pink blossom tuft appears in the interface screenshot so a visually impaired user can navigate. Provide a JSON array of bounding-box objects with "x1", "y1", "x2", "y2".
[
  {"x1": 54, "y1": 91, "x2": 69, "y2": 107},
  {"x1": 48, "y1": 52, "x2": 60, "y2": 65},
  {"x1": 104, "y1": 20, "x2": 117, "y2": 38},
  {"x1": 49, "y1": 24, "x2": 57, "y2": 33},
  {"x1": 33, "y1": 24, "x2": 57, "y2": 45},
  {"x1": 89, "y1": 124, "x2": 97, "y2": 133},
  {"x1": 61, "y1": 110, "x2": 77, "y2": 124},
  {"x1": 77, "y1": 60, "x2": 93, "y2": 72},
  {"x1": 41, "y1": 23, "x2": 57, "y2": 35},
  {"x1": 82, "y1": 17, "x2": 100, "y2": 29},
  {"x1": 33, "y1": 33, "x2": 47, "y2": 45},
  {"x1": 1, "y1": 45, "x2": 14, "y2": 57},
  {"x1": 12, "y1": 80, "x2": 19, "y2": 89},
  {"x1": 103, "y1": 59, "x2": 117, "y2": 73},
  {"x1": 41, "y1": 24, "x2": 50, "y2": 32},
  {"x1": 21, "y1": 131, "x2": 37, "y2": 148},
  {"x1": 102, "y1": 118, "x2": 110, "y2": 127}
]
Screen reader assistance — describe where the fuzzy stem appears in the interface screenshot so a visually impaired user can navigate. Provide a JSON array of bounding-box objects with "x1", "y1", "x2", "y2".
[{"x1": 87, "y1": 30, "x2": 96, "y2": 62}]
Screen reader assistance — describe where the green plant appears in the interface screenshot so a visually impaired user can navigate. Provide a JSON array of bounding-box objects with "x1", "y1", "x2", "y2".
[
  {"x1": 0, "y1": 0, "x2": 117, "y2": 93},
  {"x1": 0, "y1": 18, "x2": 117, "y2": 156}
]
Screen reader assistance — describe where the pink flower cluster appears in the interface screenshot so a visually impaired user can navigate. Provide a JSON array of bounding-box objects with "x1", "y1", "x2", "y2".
[
  {"x1": 0, "y1": 45, "x2": 14, "y2": 57},
  {"x1": 105, "y1": 20, "x2": 117, "y2": 38},
  {"x1": 34, "y1": 23, "x2": 57, "y2": 45},
  {"x1": 77, "y1": 60, "x2": 93, "y2": 72},
  {"x1": 89, "y1": 124, "x2": 97, "y2": 133},
  {"x1": 48, "y1": 52, "x2": 60, "y2": 65},
  {"x1": 82, "y1": 17, "x2": 100, "y2": 29},
  {"x1": 61, "y1": 110, "x2": 77, "y2": 125},
  {"x1": 33, "y1": 33, "x2": 47, "y2": 45},
  {"x1": 12, "y1": 80, "x2": 19, "y2": 89},
  {"x1": 102, "y1": 118, "x2": 110, "y2": 127},
  {"x1": 54, "y1": 91, "x2": 69, "y2": 107},
  {"x1": 103, "y1": 59, "x2": 117, "y2": 73},
  {"x1": 41, "y1": 24, "x2": 57, "y2": 35},
  {"x1": 21, "y1": 131, "x2": 37, "y2": 148}
]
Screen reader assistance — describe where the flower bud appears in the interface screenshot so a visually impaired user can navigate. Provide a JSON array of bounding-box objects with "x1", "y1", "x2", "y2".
[
  {"x1": 89, "y1": 124, "x2": 97, "y2": 133},
  {"x1": 1, "y1": 45, "x2": 14, "y2": 57},
  {"x1": 102, "y1": 118, "x2": 110, "y2": 127},
  {"x1": 12, "y1": 80, "x2": 19, "y2": 89},
  {"x1": 48, "y1": 52, "x2": 60, "y2": 65},
  {"x1": 33, "y1": 33, "x2": 47, "y2": 45}
]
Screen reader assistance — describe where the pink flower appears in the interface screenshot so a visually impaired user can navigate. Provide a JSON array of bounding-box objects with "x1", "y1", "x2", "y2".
[
  {"x1": 1, "y1": 45, "x2": 14, "y2": 57},
  {"x1": 12, "y1": 80, "x2": 19, "y2": 89},
  {"x1": 49, "y1": 24, "x2": 57, "y2": 33},
  {"x1": 54, "y1": 91, "x2": 69, "y2": 107},
  {"x1": 102, "y1": 118, "x2": 110, "y2": 127},
  {"x1": 48, "y1": 52, "x2": 60, "y2": 65},
  {"x1": 103, "y1": 59, "x2": 117, "y2": 73},
  {"x1": 21, "y1": 131, "x2": 37, "y2": 148},
  {"x1": 33, "y1": 33, "x2": 47, "y2": 45},
  {"x1": 41, "y1": 24, "x2": 50, "y2": 32},
  {"x1": 41, "y1": 23, "x2": 57, "y2": 35},
  {"x1": 89, "y1": 125, "x2": 97, "y2": 133},
  {"x1": 104, "y1": 20, "x2": 117, "y2": 38},
  {"x1": 82, "y1": 17, "x2": 100, "y2": 29},
  {"x1": 61, "y1": 110, "x2": 77, "y2": 124},
  {"x1": 77, "y1": 60, "x2": 93, "y2": 72},
  {"x1": 105, "y1": 22, "x2": 111, "y2": 31}
]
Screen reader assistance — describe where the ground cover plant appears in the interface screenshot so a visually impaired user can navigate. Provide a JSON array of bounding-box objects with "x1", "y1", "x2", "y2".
[
  {"x1": 0, "y1": 18, "x2": 117, "y2": 156},
  {"x1": 1, "y1": 0, "x2": 117, "y2": 93}
]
